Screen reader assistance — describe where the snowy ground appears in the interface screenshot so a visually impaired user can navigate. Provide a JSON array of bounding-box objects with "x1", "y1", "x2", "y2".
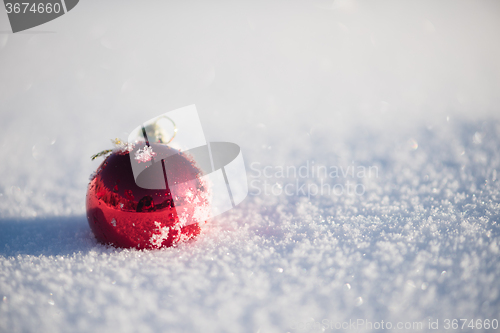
[{"x1": 1, "y1": 1, "x2": 500, "y2": 332}]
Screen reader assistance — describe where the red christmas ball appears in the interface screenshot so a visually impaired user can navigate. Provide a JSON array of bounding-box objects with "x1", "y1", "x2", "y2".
[{"x1": 86, "y1": 142, "x2": 211, "y2": 249}]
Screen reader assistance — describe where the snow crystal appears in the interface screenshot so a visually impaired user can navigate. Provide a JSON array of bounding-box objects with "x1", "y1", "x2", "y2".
[
  {"x1": 149, "y1": 221, "x2": 170, "y2": 248},
  {"x1": 192, "y1": 203, "x2": 211, "y2": 225},
  {"x1": 88, "y1": 171, "x2": 97, "y2": 181},
  {"x1": 134, "y1": 146, "x2": 156, "y2": 163},
  {"x1": 112, "y1": 139, "x2": 135, "y2": 154}
]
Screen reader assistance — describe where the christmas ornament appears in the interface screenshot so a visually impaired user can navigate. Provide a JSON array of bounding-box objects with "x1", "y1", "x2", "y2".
[
  {"x1": 86, "y1": 105, "x2": 249, "y2": 250},
  {"x1": 86, "y1": 121, "x2": 211, "y2": 249}
]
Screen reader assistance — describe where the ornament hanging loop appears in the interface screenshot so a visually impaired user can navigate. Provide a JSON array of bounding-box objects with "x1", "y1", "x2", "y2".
[{"x1": 152, "y1": 115, "x2": 177, "y2": 144}]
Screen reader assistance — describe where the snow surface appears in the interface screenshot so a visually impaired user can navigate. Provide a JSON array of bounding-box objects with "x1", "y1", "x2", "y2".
[{"x1": 1, "y1": 1, "x2": 500, "y2": 332}]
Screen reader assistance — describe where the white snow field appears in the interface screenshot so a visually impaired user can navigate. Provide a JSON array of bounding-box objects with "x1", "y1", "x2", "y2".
[{"x1": 1, "y1": 1, "x2": 500, "y2": 332}]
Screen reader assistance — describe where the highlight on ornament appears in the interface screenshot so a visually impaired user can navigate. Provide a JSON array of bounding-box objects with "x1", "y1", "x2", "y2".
[{"x1": 86, "y1": 105, "x2": 249, "y2": 249}]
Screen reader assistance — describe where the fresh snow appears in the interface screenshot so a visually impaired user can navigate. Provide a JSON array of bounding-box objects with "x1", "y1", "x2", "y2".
[{"x1": 1, "y1": 1, "x2": 500, "y2": 332}]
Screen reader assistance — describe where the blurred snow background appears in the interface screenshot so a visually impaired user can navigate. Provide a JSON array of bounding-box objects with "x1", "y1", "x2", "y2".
[{"x1": 1, "y1": 0, "x2": 500, "y2": 332}]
